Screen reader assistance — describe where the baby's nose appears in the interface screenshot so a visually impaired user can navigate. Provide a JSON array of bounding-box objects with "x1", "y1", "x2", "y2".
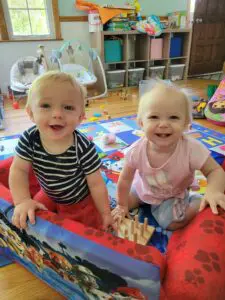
[
  {"x1": 159, "y1": 120, "x2": 169, "y2": 127},
  {"x1": 52, "y1": 108, "x2": 63, "y2": 118}
]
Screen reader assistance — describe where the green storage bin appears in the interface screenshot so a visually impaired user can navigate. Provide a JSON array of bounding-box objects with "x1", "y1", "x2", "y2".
[{"x1": 104, "y1": 40, "x2": 123, "y2": 63}]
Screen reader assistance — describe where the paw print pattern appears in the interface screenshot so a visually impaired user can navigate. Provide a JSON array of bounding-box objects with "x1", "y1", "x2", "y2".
[
  {"x1": 176, "y1": 240, "x2": 187, "y2": 251},
  {"x1": 84, "y1": 228, "x2": 125, "y2": 246},
  {"x1": 200, "y1": 219, "x2": 224, "y2": 234},
  {"x1": 218, "y1": 208, "x2": 225, "y2": 220},
  {"x1": 194, "y1": 249, "x2": 221, "y2": 273},
  {"x1": 84, "y1": 229, "x2": 154, "y2": 263},
  {"x1": 185, "y1": 268, "x2": 205, "y2": 286},
  {"x1": 126, "y1": 244, "x2": 153, "y2": 263}
]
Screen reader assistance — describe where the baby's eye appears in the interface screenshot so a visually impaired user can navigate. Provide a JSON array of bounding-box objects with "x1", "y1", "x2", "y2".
[
  {"x1": 64, "y1": 105, "x2": 75, "y2": 111},
  {"x1": 170, "y1": 115, "x2": 180, "y2": 120},
  {"x1": 40, "y1": 103, "x2": 50, "y2": 109},
  {"x1": 148, "y1": 115, "x2": 159, "y2": 119}
]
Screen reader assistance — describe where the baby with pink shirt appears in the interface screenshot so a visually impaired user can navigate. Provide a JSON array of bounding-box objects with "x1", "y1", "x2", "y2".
[{"x1": 112, "y1": 81, "x2": 225, "y2": 230}]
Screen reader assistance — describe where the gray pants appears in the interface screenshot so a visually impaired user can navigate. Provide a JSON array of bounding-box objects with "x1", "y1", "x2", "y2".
[{"x1": 132, "y1": 187, "x2": 202, "y2": 229}]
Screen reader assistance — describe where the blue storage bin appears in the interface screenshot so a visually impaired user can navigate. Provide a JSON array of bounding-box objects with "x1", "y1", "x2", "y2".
[
  {"x1": 104, "y1": 40, "x2": 123, "y2": 63},
  {"x1": 170, "y1": 37, "x2": 183, "y2": 58}
]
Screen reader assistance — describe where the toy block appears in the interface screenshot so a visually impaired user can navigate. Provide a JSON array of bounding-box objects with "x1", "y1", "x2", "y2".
[{"x1": 117, "y1": 215, "x2": 154, "y2": 246}]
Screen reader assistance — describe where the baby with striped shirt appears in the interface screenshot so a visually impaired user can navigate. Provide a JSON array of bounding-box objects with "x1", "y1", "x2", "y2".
[{"x1": 9, "y1": 71, "x2": 115, "y2": 231}]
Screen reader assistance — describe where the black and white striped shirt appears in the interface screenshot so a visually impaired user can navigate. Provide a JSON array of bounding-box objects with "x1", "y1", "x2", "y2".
[{"x1": 15, "y1": 126, "x2": 101, "y2": 205}]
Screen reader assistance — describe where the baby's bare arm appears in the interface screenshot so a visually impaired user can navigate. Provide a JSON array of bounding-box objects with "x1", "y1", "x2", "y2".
[
  {"x1": 9, "y1": 155, "x2": 32, "y2": 204},
  {"x1": 86, "y1": 169, "x2": 116, "y2": 230},
  {"x1": 117, "y1": 161, "x2": 136, "y2": 207},
  {"x1": 9, "y1": 156, "x2": 47, "y2": 229},
  {"x1": 86, "y1": 169, "x2": 111, "y2": 215},
  {"x1": 201, "y1": 156, "x2": 225, "y2": 194},
  {"x1": 200, "y1": 156, "x2": 225, "y2": 213}
]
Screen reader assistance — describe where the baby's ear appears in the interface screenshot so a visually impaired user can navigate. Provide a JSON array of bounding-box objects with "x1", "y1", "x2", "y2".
[
  {"x1": 137, "y1": 118, "x2": 143, "y2": 128},
  {"x1": 26, "y1": 106, "x2": 34, "y2": 122},
  {"x1": 79, "y1": 112, "x2": 85, "y2": 122}
]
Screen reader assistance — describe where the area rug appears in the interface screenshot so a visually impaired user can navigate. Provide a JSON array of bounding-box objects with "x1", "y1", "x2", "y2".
[{"x1": 1, "y1": 115, "x2": 225, "y2": 253}]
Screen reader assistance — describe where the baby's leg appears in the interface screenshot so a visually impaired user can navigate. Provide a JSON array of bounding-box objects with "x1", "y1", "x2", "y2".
[
  {"x1": 167, "y1": 194, "x2": 201, "y2": 231},
  {"x1": 151, "y1": 193, "x2": 201, "y2": 231}
]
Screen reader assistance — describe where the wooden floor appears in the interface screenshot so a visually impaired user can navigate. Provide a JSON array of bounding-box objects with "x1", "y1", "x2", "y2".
[{"x1": 0, "y1": 79, "x2": 224, "y2": 299}]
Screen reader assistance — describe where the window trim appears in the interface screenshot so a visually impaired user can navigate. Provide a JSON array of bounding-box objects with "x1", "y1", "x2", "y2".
[{"x1": 0, "y1": 0, "x2": 61, "y2": 41}]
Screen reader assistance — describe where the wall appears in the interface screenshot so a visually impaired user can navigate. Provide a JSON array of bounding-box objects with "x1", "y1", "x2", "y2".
[{"x1": 59, "y1": 0, "x2": 187, "y2": 16}]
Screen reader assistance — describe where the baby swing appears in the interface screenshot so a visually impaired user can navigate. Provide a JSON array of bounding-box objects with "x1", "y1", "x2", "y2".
[
  {"x1": 9, "y1": 46, "x2": 48, "y2": 98},
  {"x1": 51, "y1": 40, "x2": 107, "y2": 102}
]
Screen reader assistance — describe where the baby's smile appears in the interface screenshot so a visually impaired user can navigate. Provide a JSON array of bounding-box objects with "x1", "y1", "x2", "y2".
[
  {"x1": 155, "y1": 133, "x2": 172, "y2": 138},
  {"x1": 49, "y1": 124, "x2": 64, "y2": 131}
]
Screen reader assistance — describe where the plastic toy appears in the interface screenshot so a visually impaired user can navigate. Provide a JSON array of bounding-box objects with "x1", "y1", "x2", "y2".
[
  {"x1": 12, "y1": 101, "x2": 19, "y2": 110},
  {"x1": 205, "y1": 77, "x2": 225, "y2": 126},
  {"x1": 103, "y1": 133, "x2": 116, "y2": 145},
  {"x1": 88, "y1": 117, "x2": 99, "y2": 122},
  {"x1": 135, "y1": 15, "x2": 163, "y2": 36},
  {"x1": 192, "y1": 98, "x2": 207, "y2": 119},
  {"x1": 87, "y1": 136, "x2": 93, "y2": 141},
  {"x1": 93, "y1": 112, "x2": 102, "y2": 117},
  {"x1": 133, "y1": 0, "x2": 142, "y2": 21}
]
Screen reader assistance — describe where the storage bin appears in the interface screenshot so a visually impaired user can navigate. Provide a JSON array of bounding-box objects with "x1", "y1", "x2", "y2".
[
  {"x1": 104, "y1": 40, "x2": 123, "y2": 63},
  {"x1": 170, "y1": 36, "x2": 183, "y2": 58},
  {"x1": 128, "y1": 68, "x2": 145, "y2": 86},
  {"x1": 168, "y1": 64, "x2": 185, "y2": 81},
  {"x1": 149, "y1": 66, "x2": 165, "y2": 79},
  {"x1": 106, "y1": 69, "x2": 125, "y2": 88},
  {"x1": 150, "y1": 38, "x2": 163, "y2": 59}
]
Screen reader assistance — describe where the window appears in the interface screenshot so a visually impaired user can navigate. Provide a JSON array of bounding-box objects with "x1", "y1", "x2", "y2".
[{"x1": 1, "y1": 0, "x2": 61, "y2": 40}]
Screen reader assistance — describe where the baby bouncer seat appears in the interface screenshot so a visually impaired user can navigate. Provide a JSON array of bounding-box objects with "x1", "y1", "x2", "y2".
[
  {"x1": 10, "y1": 56, "x2": 45, "y2": 97},
  {"x1": 52, "y1": 40, "x2": 107, "y2": 102}
]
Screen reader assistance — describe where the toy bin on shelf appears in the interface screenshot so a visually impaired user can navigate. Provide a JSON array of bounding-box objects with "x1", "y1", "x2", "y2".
[
  {"x1": 149, "y1": 66, "x2": 165, "y2": 79},
  {"x1": 170, "y1": 36, "x2": 183, "y2": 57},
  {"x1": 128, "y1": 68, "x2": 145, "y2": 86},
  {"x1": 106, "y1": 70, "x2": 126, "y2": 89},
  {"x1": 104, "y1": 40, "x2": 123, "y2": 63},
  {"x1": 168, "y1": 64, "x2": 185, "y2": 81},
  {"x1": 150, "y1": 38, "x2": 163, "y2": 59}
]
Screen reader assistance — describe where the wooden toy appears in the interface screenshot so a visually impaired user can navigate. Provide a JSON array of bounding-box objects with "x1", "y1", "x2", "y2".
[{"x1": 117, "y1": 215, "x2": 155, "y2": 246}]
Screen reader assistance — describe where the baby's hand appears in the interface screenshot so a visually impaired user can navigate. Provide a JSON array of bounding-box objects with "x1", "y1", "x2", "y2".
[
  {"x1": 12, "y1": 200, "x2": 47, "y2": 229},
  {"x1": 102, "y1": 212, "x2": 117, "y2": 232},
  {"x1": 199, "y1": 191, "x2": 225, "y2": 214},
  {"x1": 112, "y1": 204, "x2": 131, "y2": 222}
]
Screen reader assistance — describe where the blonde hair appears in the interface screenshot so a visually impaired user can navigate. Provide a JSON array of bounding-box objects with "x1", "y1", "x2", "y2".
[
  {"x1": 26, "y1": 71, "x2": 87, "y2": 111},
  {"x1": 137, "y1": 80, "x2": 192, "y2": 126}
]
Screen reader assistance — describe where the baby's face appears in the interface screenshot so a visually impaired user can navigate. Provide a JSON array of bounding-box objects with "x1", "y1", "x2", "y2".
[
  {"x1": 140, "y1": 88, "x2": 188, "y2": 150},
  {"x1": 27, "y1": 81, "x2": 84, "y2": 142}
]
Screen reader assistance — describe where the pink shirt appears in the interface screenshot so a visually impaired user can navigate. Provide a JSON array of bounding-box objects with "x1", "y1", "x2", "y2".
[{"x1": 126, "y1": 136, "x2": 210, "y2": 205}]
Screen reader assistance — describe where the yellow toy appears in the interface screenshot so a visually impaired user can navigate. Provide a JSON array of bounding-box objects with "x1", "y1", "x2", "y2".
[{"x1": 133, "y1": 0, "x2": 141, "y2": 20}]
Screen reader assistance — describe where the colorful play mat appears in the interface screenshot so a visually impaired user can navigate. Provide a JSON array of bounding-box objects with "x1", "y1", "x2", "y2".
[{"x1": 1, "y1": 115, "x2": 225, "y2": 253}]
